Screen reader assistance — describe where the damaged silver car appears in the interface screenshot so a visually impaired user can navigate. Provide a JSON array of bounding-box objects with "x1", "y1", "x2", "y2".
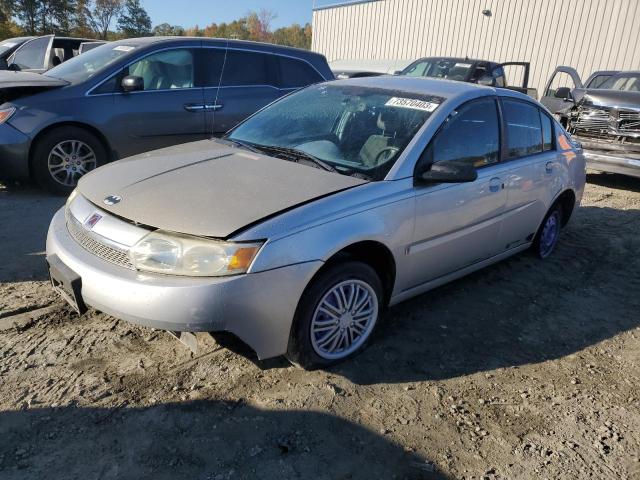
[
  {"x1": 542, "y1": 67, "x2": 640, "y2": 178},
  {"x1": 46, "y1": 77, "x2": 586, "y2": 368}
]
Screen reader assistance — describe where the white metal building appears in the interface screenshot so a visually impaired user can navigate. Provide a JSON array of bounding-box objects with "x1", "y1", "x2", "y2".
[{"x1": 312, "y1": 0, "x2": 640, "y2": 96}]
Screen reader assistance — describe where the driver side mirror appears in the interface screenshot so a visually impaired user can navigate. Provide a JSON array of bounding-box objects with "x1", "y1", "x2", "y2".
[
  {"x1": 416, "y1": 160, "x2": 478, "y2": 185},
  {"x1": 7, "y1": 62, "x2": 20, "y2": 71},
  {"x1": 554, "y1": 87, "x2": 573, "y2": 101},
  {"x1": 121, "y1": 75, "x2": 144, "y2": 93}
]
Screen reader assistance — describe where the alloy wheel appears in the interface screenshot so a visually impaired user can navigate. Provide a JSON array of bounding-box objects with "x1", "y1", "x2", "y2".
[
  {"x1": 310, "y1": 279, "x2": 378, "y2": 360},
  {"x1": 47, "y1": 140, "x2": 97, "y2": 187}
]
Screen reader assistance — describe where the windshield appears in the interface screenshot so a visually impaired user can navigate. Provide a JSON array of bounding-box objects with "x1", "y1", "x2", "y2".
[
  {"x1": 227, "y1": 84, "x2": 443, "y2": 181},
  {"x1": 601, "y1": 74, "x2": 640, "y2": 92},
  {"x1": 44, "y1": 43, "x2": 138, "y2": 84},
  {"x1": 400, "y1": 58, "x2": 474, "y2": 82},
  {"x1": 0, "y1": 37, "x2": 29, "y2": 56}
]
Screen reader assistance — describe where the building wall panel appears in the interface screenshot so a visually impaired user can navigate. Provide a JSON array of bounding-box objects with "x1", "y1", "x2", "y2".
[{"x1": 312, "y1": 0, "x2": 640, "y2": 96}]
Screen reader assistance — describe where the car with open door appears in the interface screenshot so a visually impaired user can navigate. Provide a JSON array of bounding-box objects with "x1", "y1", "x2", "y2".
[
  {"x1": 0, "y1": 36, "x2": 35, "y2": 69},
  {"x1": 542, "y1": 67, "x2": 640, "y2": 178},
  {"x1": 46, "y1": 76, "x2": 585, "y2": 368},
  {"x1": 0, "y1": 37, "x2": 333, "y2": 194},
  {"x1": 4, "y1": 35, "x2": 94, "y2": 73},
  {"x1": 398, "y1": 57, "x2": 537, "y2": 98}
]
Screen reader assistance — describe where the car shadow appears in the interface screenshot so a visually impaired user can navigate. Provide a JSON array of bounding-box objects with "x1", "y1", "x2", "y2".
[
  {"x1": 0, "y1": 182, "x2": 64, "y2": 283},
  {"x1": 586, "y1": 171, "x2": 640, "y2": 192},
  {"x1": 0, "y1": 401, "x2": 444, "y2": 480}
]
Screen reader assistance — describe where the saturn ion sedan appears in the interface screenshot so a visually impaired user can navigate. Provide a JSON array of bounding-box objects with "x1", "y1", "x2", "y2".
[{"x1": 46, "y1": 76, "x2": 586, "y2": 368}]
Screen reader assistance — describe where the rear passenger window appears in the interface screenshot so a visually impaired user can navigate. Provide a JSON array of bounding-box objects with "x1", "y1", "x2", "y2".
[
  {"x1": 540, "y1": 111, "x2": 554, "y2": 151},
  {"x1": 424, "y1": 97, "x2": 500, "y2": 168},
  {"x1": 199, "y1": 48, "x2": 226, "y2": 87},
  {"x1": 278, "y1": 56, "x2": 322, "y2": 88},
  {"x1": 221, "y1": 50, "x2": 276, "y2": 87},
  {"x1": 502, "y1": 99, "x2": 543, "y2": 158}
]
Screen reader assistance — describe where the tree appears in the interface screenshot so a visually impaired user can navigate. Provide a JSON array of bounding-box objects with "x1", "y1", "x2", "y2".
[
  {"x1": 14, "y1": 0, "x2": 39, "y2": 34},
  {"x1": 72, "y1": 0, "x2": 93, "y2": 37},
  {"x1": 152, "y1": 22, "x2": 184, "y2": 37},
  {"x1": 117, "y1": 0, "x2": 149, "y2": 37},
  {"x1": 90, "y1": 0, "x2": 122, "y2": 39}
]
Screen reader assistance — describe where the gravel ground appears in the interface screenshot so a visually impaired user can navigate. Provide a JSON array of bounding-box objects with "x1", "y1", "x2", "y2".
[{"x1": 1, "y1": 173, "x2": 639, "y2": 480}]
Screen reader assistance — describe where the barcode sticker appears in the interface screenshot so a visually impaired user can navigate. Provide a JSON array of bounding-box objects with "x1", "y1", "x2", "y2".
[{"x1": 385, "y1": 97, "x2": 440, "y2": 112}]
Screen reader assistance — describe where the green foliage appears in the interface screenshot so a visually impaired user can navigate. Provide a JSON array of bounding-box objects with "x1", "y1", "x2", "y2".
[{"x1": 117, "y1": 0, "x2": 150, "y2": 37}]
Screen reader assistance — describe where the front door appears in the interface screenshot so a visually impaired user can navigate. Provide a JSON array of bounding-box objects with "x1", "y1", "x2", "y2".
[
  {"x1": 112, "y1": 48, "x2": 206, "y2": 158},
  {"x1": 407, "y1": 97, "x2": 509, "y2": 289},
  {"x1": 540, "y1": 66, "x2": 582, "y2": 114}
]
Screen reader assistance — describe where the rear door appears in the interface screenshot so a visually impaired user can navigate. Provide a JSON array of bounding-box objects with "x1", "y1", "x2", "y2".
[
  {"x1": 407, "y1": 97, "x2": 510, "y2": 288},
  {"x1": 499, "y1": 98, "x2": 560, "y2": 251},
  {"x1": 210, "y1": 49, "x2": 281, "y2": 134},
  {"x1": 111, "y1": 47, "x2": 207, "y2": 158},
  {"x1": 540, "y1": 66, "x2": 582, "y2": 113}
]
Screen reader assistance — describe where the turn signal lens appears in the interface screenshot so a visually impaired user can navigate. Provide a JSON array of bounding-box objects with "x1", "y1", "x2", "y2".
[{"x1": 0, "y1": 107, "x2": 15, "y2": 124}]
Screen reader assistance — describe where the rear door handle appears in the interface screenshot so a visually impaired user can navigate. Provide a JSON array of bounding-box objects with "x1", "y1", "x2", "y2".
[
  {"x1": 184, "y1": 104, "x2": 205, "y2": 112},
  {"x1": 545, "y1": 161, "x2": 554, "y2": 174},
  {"x1": 489, "y1": 177, "x2": 503, "y2": 193},
  {"x1": 204, "y1": 103, "x2": 223, "y2": 111}
]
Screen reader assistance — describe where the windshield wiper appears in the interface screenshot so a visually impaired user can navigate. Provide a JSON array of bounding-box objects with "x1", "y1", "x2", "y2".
[
  {"x1": 249, "y1": 144, "x2": 339, "y2": 173},
  {"x1": 219, "y1": 138, "x2": 263, "y2": 154}
]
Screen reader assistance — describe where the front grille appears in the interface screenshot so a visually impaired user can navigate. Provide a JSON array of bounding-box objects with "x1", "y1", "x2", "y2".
[
  {"x1": 618, "y1": 109, "x2": 640, "y2": 135},
  {"x1": 574, "y1": 107, "x2": 610, "y2": 130},
  {"x1": 66, "y1": 211, "x2": 135, "y2": 270}
]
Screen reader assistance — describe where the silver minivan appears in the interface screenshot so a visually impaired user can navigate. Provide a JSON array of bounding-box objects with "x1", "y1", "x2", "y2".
[{"x1": 46, "y1": 77, "x2": 586, "y2": 368}]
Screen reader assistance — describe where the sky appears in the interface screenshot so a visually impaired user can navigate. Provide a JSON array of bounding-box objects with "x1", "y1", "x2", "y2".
[{"x1": 144, "y1": 0, "x2": 316, "y2": 29}]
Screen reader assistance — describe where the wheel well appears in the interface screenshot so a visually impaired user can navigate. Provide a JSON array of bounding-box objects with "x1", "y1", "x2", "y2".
[
  {"x1": 322, "y1": 241, "x2": 396, "y2": 306},
  {"x1": 28, "y1": 122, "x2": 114, "y2": 178},
  {"x1": 554, "y1": 189, "x2": 576, "y2": 226}
]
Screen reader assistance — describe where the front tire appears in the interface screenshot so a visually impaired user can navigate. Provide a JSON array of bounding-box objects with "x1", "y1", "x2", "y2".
[
  {"x1": 32, "y1": 126, "x2": 107, "y2": 195},
  {"x1": 532, "y1": 204, "x2": 563, "y2": 259},
  {"x1": 286, "y1": 261, "x2": 383, "y2": 369}
]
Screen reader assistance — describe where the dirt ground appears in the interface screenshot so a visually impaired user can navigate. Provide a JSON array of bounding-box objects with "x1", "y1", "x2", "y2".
[{"x1": 1, "y1": 173, "x2": 639, "y2": 480}]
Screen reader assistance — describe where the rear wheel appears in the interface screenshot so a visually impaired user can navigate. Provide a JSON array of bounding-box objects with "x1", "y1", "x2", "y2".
[
  {"x1": 532, "y1": 204, "x2": 563, "y2": 259},
  {"x1": 32, "y1": 126, "x2": 107, "y2": 195},
  {"x1": 286, "y1": 261, "x2": 383, "y2": 369}
]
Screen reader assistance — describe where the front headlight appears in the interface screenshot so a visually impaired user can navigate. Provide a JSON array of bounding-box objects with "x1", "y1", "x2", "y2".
[
  {"x1": 65, "y1": 188, "x2": 78, "y2": 208},
  {"x1": 0, "y1": 107, "x2": 16, "y2": 124},
  {"x1": 130, "y1": 230, "x2": 263, "y2": 277}
]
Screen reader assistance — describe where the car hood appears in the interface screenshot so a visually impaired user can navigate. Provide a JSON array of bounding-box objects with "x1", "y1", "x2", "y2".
[
  {"x1": 0, "y1": 70, "x2": 68, "y2": 103},
  {"x1": 573, "y1": 88, "x2": 640, "y2": 110},
  {"x1": 78, "y1": 140, "x2": 368, "y2": 238}
]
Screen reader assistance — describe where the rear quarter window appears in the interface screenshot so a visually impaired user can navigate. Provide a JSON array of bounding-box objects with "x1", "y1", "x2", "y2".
[{"x1": 277, "y1": 56, "x2": 323, "y2": 88}]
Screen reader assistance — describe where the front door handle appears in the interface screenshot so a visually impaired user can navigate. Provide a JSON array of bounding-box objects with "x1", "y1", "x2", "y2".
[
  {"x1": 204, "y1": 103, "x2": 223, "y2": 111},
  {"x1": 545, "y1": 162, "x2": 554, "y2": 174},
  {"x1": 184, "y1": 103, "x2": 205, "y2": 112},
  {"x1": 489, "y1": 177, "x2": 503, "y2": 193}
]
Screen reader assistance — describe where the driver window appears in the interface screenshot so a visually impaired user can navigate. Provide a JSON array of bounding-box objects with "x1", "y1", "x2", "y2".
[
  {"x1": 126, "y1": 49, "x2": 194, "y2": 91},
  {"x1": 545, "y1": 72, "x2": 575, "y2": 98},
  {"x1": 422, "y1": 98, "x2": 500, "y2": 169}
]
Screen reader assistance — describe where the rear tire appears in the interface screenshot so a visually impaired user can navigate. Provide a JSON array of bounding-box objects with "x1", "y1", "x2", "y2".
[
  {"x1": 286, "y1": 261, "x2": 383, "y2": 369},
  {"x1": 32, "y1": 126, "x2": 107, "y2": 196},
  {"x1": 532, "y1": 204, "x2": 563, "y2": 259}
]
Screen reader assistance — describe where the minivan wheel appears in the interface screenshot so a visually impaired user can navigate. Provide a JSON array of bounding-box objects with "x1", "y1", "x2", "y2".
[
  {"x1": 533, "y1": 205, "x2": 563, "y2": 259},
  {"x1": 33, "y1": 127, "x2": 107, "y2": 195},
  {"x1": 286, "y1": 261, "x2": 383, "y2": 369}
]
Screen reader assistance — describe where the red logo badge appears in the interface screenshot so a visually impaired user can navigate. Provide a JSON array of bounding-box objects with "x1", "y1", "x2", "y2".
[{"x1": 84, "y1": 213, "x2": 103, "y2": 230}]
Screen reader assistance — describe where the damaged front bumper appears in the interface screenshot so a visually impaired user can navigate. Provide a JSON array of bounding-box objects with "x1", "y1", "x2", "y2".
[{"x1": 572, "y1": 135, "x2": 640, "y2": 178}]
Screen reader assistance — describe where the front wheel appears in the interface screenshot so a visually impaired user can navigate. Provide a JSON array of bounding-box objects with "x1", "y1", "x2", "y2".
[
  {"x1": 532, "y1": 204, "x2": 563, "y2": 259},
  {"x1": 286, "y1": 261, "x2": 383, "y2": 369},
  {"x1": 32, "y1": 126, "x2": 107, "y2": 195}
]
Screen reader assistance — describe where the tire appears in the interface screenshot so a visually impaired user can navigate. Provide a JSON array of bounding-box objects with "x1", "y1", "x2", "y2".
[
  {"x1": 286, "y1": 261, "x2": 383, "y2": 369},
  {"x1": 532, "y1": 203, "x2": 563, "y2": 259},
  {"x1": 32, "y1": 126, "x2": 107, "y2": 196}
]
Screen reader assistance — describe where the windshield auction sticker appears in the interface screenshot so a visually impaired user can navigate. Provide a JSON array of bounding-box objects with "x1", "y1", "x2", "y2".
[
  {"x1": 113, "y1": 45, "x2": 135, "y2": 52},
  {"x1": 385, "y1": 97, "x2": 440, "y2": 112}
]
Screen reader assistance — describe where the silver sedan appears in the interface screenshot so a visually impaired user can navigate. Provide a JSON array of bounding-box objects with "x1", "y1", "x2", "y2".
[{"x1": 46, "y1": 77, "x2": 586, "y2": 368}]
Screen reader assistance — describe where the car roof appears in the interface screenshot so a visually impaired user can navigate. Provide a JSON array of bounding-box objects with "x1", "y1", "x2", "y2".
[
  {"x1": 411, "y1": 56, "x2": 496, "y2": 65},
  {"x1": 107, "y1": 36, "x2": 324, "y2": 58},
  {"x1": 329, "y1": 75, "x2": 532, "y2": 101}
]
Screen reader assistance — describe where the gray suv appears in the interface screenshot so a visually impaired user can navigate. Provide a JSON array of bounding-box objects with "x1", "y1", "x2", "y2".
[{"x1": 0, "y1": 37, "x2": 333, "y2": 194}]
